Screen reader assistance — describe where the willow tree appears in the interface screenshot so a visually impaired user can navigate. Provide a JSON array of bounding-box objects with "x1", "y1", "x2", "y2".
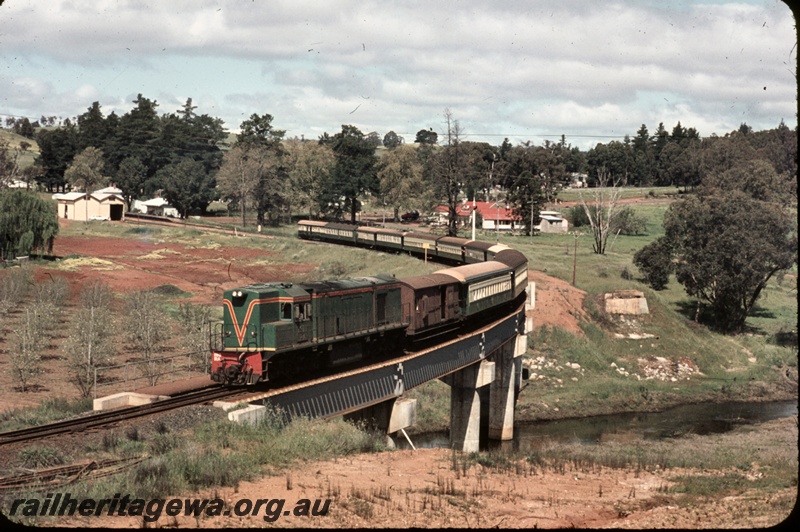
[{"x1": 0, "y1": 189, "x2": 59, "y2": 260}]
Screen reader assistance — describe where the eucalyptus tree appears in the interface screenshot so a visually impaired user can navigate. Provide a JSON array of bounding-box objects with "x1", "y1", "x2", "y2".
[
  {"x1": 578, "y1": 167, "x2": 624, "y2": 255},
  {"x1": 424, "y1": 109, "x2": 464, "y2": 237},
  {"x1": 284, "y1": 138, "x2": 335, "y2": 219},
  {"x1": 217, "y1": 113, "x2": 285, "y2": 226},
  {"x1": 321, "y1": 124, "x2": 378, "y2": 223},
  {"x1": 377, "y1": 144, "x2": 424, "y2": 221},
  {"x1": 115, "y1": 156, "x2": 148, "y2": 210},
  {"x1": 0, "y1": 138, "x2": 20, "y2": 188},
  {"x1": 634, "y1": 191, "x2": 796, "y2": 332},
  {"x1": 382, "y1": 131, "x2": 403, "y2": 149},
  {"x1": 157, "y1": 157, "x2": 216, "y2": 218},
  {"x1": 64, "y1": 146, "x2": 108, "y2": 192}
]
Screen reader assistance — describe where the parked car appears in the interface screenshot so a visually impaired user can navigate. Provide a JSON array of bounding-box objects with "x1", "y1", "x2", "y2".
[{"x1": 401, "y1": 210, "x2": 420, "y2": 222}]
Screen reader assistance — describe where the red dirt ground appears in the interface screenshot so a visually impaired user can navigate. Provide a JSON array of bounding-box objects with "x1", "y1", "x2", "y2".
[{"x1": 49, "y1": 231, "x2": 314, "y2": 305}]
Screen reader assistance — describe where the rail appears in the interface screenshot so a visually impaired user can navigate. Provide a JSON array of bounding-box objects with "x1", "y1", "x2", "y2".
[{"x1": 0, "y1": 386, "x2": 237, "y2": 447}]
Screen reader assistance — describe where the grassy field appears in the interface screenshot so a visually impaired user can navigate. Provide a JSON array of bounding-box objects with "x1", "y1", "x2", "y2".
[
  {"x1": 0, "y1": 129, "x2": 39, "y2": 170},
  {"x1": 405, "y1": 191, "x2": 797, "y2": 430}
]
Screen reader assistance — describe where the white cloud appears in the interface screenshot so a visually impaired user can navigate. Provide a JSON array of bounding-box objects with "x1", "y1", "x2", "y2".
[{"x1": 0, "y1": 0, "x2": 794, "y2": 143}]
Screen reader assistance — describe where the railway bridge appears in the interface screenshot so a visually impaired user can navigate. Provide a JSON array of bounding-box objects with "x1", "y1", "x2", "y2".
[{"x1": 221, "y1": 292, "x2": 533, "y2": 452}]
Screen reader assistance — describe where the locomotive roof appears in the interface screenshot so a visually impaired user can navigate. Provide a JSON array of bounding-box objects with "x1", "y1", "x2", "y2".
[
  {"x1": 299, "y1": 274, "x2": 399, "y2": 294},
  {"x1": 434, "y1": 261, "x2": 511, "y2": 283},
  {"x1": 397, "y1": 272, "x2": 461, "y2": 290},
  {"x1": 234, "y1": 282, "x2": 310, "y2": 298}
]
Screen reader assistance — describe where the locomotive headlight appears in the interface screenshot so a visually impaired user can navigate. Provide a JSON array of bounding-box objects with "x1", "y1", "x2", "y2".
[{"x1": 232, "y1": 290, "x2": 244, "y2": 298}]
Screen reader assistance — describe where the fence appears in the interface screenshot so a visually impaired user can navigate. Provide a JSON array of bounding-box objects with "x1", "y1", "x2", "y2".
[{"x1": 93, "y1": 350, "x2": 210, "y2": 399}]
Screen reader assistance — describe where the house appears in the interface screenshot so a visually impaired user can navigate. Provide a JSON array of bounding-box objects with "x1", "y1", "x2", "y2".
[
  {"x1": 6, "y1": 179, "x2": 31, "y2": 189},
  {"x1": 53, "y1": 189, "x2": 126, "y2": 221},
  {"x1": 568, "y1": 173, "x2": 588, "y2": 188},
  {"x1": 536, "y1": 210, "x2": 569, "y2": 233},
  {"x1": 132, "y1": 197, "x2": 179, "y2": 218},
  {"x1": 433, "y1": 201, "x2": 518, "y2": 231}
]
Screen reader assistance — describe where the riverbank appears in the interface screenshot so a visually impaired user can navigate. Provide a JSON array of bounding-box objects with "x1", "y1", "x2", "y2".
[{"x1": 517, "y1": 383, "x2": 798, "y2": 424}]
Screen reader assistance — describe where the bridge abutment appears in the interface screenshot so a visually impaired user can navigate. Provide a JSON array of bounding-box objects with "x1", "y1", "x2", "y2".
[{"x1": 343, "y1": 397, "x2": 417, "y2": 447}]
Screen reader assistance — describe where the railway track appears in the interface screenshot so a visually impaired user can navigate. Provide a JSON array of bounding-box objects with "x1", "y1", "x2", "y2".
[
  {"x1": 0, "y1": 386, "x2": 240, "y2": 447},
  {"x1": 123, "y1": 212, "x2": 274, "y2": 238}
]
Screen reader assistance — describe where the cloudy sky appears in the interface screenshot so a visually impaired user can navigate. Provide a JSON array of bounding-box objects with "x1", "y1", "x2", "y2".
[{"x1": 0, "y1": 0, "x2": 795, "y2": 149}]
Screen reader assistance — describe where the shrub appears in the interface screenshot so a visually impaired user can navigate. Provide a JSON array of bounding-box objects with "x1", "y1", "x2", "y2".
[
  {"x1": 610, "y1": 206, "x2": 647, "y2": 236},
  {"x1": 567, "y1": 205, "x2": 591, "y2": 228},
  {"x1": 19, "y1": 446, "x2": 65, "y2": 468},
  {"x1": 633, "y1": 237, "x2": 673, "y2": 290}
]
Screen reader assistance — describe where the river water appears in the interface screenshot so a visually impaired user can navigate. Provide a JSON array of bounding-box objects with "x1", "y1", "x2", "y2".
[{"x1": 399, "y1": 400, "x2": 798, "y2": 452}]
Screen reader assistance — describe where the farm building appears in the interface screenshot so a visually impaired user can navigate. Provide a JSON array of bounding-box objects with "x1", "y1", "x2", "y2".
[
  {"x1": 53, "y1": 188, "x2": 126, "y2": 221},
  {"x1": 132, "y1": 196, "x2": 179, "y2": 218},
  {"x1": 536, "y1": 210, "x2": 569, "y2": 233}
]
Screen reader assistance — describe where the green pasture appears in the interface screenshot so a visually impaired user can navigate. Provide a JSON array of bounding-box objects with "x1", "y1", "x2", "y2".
[
  {"x1": 407, "y1": 190, "x2": 797, "y2": 429},
  {"x1": 0, "y1": 129, "x2": 39, "y2": 170}
]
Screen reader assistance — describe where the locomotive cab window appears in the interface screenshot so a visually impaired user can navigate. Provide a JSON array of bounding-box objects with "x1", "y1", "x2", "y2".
[
  {"x1": 294, "y1": 302, "x2": 312, "y2": 322},
  {"x1": 281, "y1": 302, "x2": 292, "y2": 320}
]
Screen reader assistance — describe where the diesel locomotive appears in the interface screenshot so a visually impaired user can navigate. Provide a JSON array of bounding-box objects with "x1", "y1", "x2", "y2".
[{"x1": 210, "y1": 221, "x2": 528, "y2": 385}]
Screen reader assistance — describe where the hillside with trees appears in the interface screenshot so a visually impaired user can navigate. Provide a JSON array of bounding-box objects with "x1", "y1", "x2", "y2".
[{"x1": 2, "y1": 100, "x2": 797, "y2": 336}]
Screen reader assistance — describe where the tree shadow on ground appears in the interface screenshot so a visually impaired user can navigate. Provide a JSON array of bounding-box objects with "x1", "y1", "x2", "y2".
[{"x1": 672, "y1": 300, "x2": 776, "y2": 335}]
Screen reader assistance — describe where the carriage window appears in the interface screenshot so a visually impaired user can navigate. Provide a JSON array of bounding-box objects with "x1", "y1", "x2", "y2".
[{"x1": 282, "y1": 302, "x2": 292, "y2": 320}]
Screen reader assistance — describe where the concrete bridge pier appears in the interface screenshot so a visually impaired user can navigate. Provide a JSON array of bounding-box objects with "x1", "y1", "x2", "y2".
[
  {"x1": 488, "y1": 339, "x2": 518, "y2": 441},
  {"x1": 442, "y1": 329, "x2": 528, "y2": 452},
  {"x1": 441, "y1": 359, "x2": 495, "y2": 452}
]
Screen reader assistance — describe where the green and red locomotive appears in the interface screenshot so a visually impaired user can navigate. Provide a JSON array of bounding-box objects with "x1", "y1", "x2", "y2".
[
  {"x1": 210, "y1": 221, "x2": 529, "y2": 385},
  {"x1": 211, "y1": 275, "x2": 407, "y2": 385}
]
